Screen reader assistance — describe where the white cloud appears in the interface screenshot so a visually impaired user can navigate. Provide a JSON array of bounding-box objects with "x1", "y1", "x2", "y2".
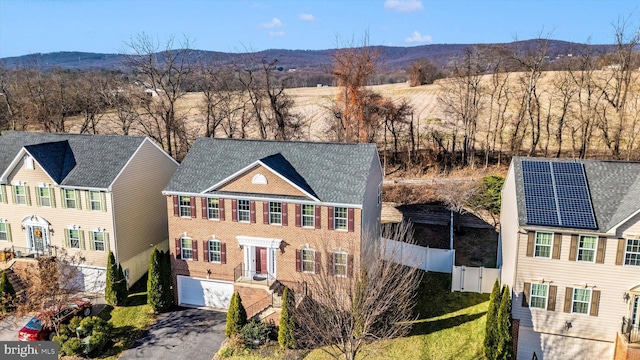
[
  {"x1": 384, "y1": 0, "x2": 423, "y2": 12},
  {"x1": 261, "y1": 18, "x2": 283, "y2": 28},
  {"x1": 405, "y1": 31, "x2": 432, "y2": 43},
  {"x1": 299, "y1": 13, "x2": 314, "y2": 21},
  {"x1": 269, "y1": 31, "x2": 285, "y2": 37}
]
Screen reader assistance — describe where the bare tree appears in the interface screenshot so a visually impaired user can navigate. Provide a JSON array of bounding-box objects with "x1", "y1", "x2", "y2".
[
  {"x1": 408, "y1": 58, "x2": 444, "y2": 87},
  {"x1": 295, "y1": 222, "x2": 422, "y2": 360},
  {"x1": 123, "y1": 33, "x2": 195, "y2": 159}
]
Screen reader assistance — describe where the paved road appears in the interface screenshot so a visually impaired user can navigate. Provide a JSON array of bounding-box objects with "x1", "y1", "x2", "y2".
[{"x1": 120, "y1": 307, "x2": 226, "y2": 360}]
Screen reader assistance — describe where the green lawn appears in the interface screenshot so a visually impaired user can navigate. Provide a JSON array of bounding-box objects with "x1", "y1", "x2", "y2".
[
  {"x1": 305, "y1": 272, "x2": 490, "y2": 360},
  {"x1": 95, "y1": 273, "x2": 156, "y2": 359}
]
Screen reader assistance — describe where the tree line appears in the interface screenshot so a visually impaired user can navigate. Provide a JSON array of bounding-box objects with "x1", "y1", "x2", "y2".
[{"x1": 1, "y1": 23, "x2": 639, "y2": 170}]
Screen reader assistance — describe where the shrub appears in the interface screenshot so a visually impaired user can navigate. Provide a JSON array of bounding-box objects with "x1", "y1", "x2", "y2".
[
  {"x1": 61, "y1": 337, "x2": 83, "y2": 356},
  {"x1": 148, "y1": 247, "x2": 173, "y2": 312},
  {"x1": 0, "y1": 270, "x2": 16, "y2": 313},
  {"x1": 484, "y1": 279, "x2": 501, "y2": 360},
  {"x1": 496, "y1": 285, "x2": 513, "y2": 360},
  {"x1": 57, "y1": 316, "x2": 113, "y2": 356},
  {"x1": 105, "y1": 251, "x2": 127, "y2": 305},
  {"x1": 278, "y1": 287, "x2": 296, "y2": 349},
  {"x1": 240, "y1": 320, "x2": 276, "y2": 347},
  {"x1": 226, "y1": 292, "x2": 247, "y2": 337}
]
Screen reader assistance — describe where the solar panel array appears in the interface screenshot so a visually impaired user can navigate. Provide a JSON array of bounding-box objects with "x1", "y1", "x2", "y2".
[{"x1": 522, "y1": 160, "x2": 597, "y2": 229}]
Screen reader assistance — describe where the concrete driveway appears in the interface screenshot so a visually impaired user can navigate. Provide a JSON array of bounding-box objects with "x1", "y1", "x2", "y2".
[
  {"x1": 120, "y1": 307, "x2": 227, "y2": 360},
  {"x1": 0, "y1": 314, "x2": 30, "y2": 341}
]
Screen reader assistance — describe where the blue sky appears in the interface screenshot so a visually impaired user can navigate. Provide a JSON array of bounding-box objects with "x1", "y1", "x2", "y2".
[{"x1": 0, "y1": 0, "x2": 638, "y2": 58}]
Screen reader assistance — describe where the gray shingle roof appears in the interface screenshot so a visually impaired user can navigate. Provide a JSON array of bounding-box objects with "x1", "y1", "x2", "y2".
[
  {"x1": 164, "y1": 138, "x2": 380, "y2": 205},
  {"x1": 0, "y1": 131, "x2": 146, "y2": 188},
  {"x1": 513, "y1": 157, "x2": 640, "y2": 232}
]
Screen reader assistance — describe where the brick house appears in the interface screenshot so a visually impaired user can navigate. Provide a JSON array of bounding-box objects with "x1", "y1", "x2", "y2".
[
  {"x1": 0, "y1": 131, "x2": 178, "y2": 292},
  {"x1": 500, "y1": 157, "x2": 640, "y2": 359},
  {"x1": 163, "y1": 138, "x2": 382, "y2": 312}
]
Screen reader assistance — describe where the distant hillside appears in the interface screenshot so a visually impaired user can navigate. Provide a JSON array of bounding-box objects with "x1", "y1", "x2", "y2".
[{"x1": 0, "y1": 39, "x2": 616, "y2": 72}]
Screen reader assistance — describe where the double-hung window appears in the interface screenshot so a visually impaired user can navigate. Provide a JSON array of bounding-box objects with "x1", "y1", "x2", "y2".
[
  {"x1": 179, "y1": 196, "x2": 191, "y2": 217},
  {"x1": 68, "y1": 229, "x2": 80, "y2": 249},
  {"x1": 93, "y1": 231, "x2": 105, "y2": 252},
  {"x1": 534, "y1": 232, "x2": 553, "y2": 258},
  {"x1": 14, "y1": 185, "x2": 27, "y2": 205},
  {"x1": 0, "y1": 223, "x2": 8, "y2": 241},
  {"x1": 334, "y1": 252, "x2": 347, "y2": 277},
  {"x1": 302, "y1": 205, "x2": 315, "y2": 228},
  {"x1": 89, "y1": 191, "x2": 102, "y2": 211},
  {"x1": 302, "y1": 249, "x2": 315, "y2": 273},
  {"x1": 207, "y1": 198, "x2": 219, "y2": 220},
  {"x1": 269, "y1": 202, "x2": 282, "y2": 225},
  {"x1": 334, "y1": 207, "x2": 348, "y2": 231},
  {"x1": 64, "y1": 189, "x2": 77, "y2": 209},
  {"x1": 181, "y1": 238, "x2": 193, "y2": 260},
  {"x1": 209, "y1": 240, "x2": 221, "y2": 263},
  {"x1": 572, "y1": 288, "x2": 591, "y2": 314},
  {"x1": 530, "y1": 283, "x2": 549, "y2": 309},
  {"x1": 578, "y1": 235, "x2": 597, "y2": 262},
  {"x1": 38, "y1": 186, "x2": 51, "y2": 207},
  {"x1": 625, "y1": 238, "x2": 640, "y2": 266},
  {"x1": 238, "y1": 200, "x2": 250, "y2": 222}
]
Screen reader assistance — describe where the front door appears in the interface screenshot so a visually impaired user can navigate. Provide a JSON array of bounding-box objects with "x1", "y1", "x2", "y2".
[
  {"x1": 255, "y1": 247, "x2": 267, "y2": 274},
  {"x1": 28, "y1": 225, "x2": 46, "y2": 254}
]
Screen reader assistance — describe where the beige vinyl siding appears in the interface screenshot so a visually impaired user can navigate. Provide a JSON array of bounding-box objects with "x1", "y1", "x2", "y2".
[
  {"x1": 617, "y1": 211, "x2": 640, "y2": 238},
  {"x1": 2, "y1": 158, "x2": 113, "y2": 268},
  {"x1": 517, "y1": 326, "x2": 614, "y2": 360},
  {"x1": 512, "y1": 230, "x2": 638, "y2": 343},
  {"x1": 111, "y1": 139, "x2": 178, "y2": 285},
  {"x1": 500, "y1": 164, "x2": 519, "y2": 288},
  {"x1": 360, "y1": 154, "x2": 383, "y2": 261}
]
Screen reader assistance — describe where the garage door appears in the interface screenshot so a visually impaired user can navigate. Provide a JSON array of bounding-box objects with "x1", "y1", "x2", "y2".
[
  {"x1": 67, "y1": 265, "x2": 107, "y2": 294},
  {"x1": 177, "y1": 276, "x2": 234, "y2": 309}
]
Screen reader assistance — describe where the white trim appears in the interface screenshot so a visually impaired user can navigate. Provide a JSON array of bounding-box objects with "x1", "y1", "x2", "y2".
[
  {"x1": 570, "y1": 287, "x2": 592, "y2": 315},
  {"x1": 202, "y1": 160, "x2": 321, "y2": 202},
  {"x1": 21, "y1": 215, "x2": 51, "y2": 226},
  {"x1": 108, "y1": 137, "x2": 178, "y2": 192},
  {"x1": 161, "y1": 190, "x2": 362, "y2": 209},
  {"x1": 607, "y1": 208, "x2": 640, "y2": 235},
  {"x1": 577, "y1": 234, "x2": 597, "y2": 263},
  {"x1": 1, "y1": 148, "x2": 57, "y2": 185},
  {"x1": 534, "y1": 231, "x2": 554, "y2": 259},
  {"x1": 236, "y1": 235, "x2": 282, "y2": 249},
  {"x1": 529, "y1": 282, "x2": 549, "y2": 310}
]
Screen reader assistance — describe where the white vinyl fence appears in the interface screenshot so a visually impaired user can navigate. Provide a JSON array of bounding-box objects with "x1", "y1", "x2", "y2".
[
  {"x1": 451, "y1": 266, "x2": 501, "y2": 293},
  {"x1": 384, "y1": 239, "x2": 454, "y2": 273}
]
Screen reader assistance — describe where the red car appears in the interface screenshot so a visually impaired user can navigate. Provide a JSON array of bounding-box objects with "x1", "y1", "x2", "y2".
[{"x1": 18, "y1": 298, "x2": 92, "y2": 341}]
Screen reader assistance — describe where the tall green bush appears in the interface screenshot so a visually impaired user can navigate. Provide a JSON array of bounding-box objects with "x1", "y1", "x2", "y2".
[
  {"x1": 278, "y1": 287, "x2": 296, "y2": 349},
  {"x1": 484, "y1": 279, "x2": 501, "y2": 360},
  {"x1": 496, "y1": 285, "x2": 513, "y2": 360},
  {"x1": 160, "y1": 250, "x2": 174, "y2": 308},
  {"x1": 148, "y1": 247, "x2": 173, "y2": 312},
  {"x1": 0, "y1": 270, "x2": 16, "y2": 312},
  {"x1": 226, "y1": 292, "x2": 247, "y2": 337},
  {"x1": 105, "y1": 251, "x2": 128, "y2": 305}
]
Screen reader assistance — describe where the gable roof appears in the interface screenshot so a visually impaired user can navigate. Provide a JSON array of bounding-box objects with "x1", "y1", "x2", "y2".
[
  {"x1": 512, "y1": 156, "x2": 640, "y2": 233},
  {"x1": 164, "y1": 138, "x2": 380, "y2": 205},
  {"x1": 0, "y1": 131, "x2": 148, "y2": 189}
]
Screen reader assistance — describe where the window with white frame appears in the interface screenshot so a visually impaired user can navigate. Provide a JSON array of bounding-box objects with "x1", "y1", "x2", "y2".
[
  {"x1": 270, "y1": 202, "x2": 282, "y2": 225},
  {"x1": 89, "y1": 191, "x2": 102, "y2": 211},
  {"x1": 209, "y1": 240, "x2": 221, "y2": 262},
  {"x1": 238, "y1": 200, "x2": 250, "y2": 222},
  {"x1": 334, "y1": 207, "x2": 348, "y2": 230},
  {"x1": 181, "y1": 238, "x2": 193, "y2": 260},
  {"x1": 534, "y1": 232, "x2": 553, "y2": 258},
  {"x1": 64, "y1": 189, "x2": 77, "y2": 209},
  {"x1": 302, "y1": 249, "x2": 315, "y2": 273},
  {"x1": 530, "y1": 283, "x2": 548, "y2": 309},
  {"x1": 92, "y1": 231, "x2": 105, "y2": 252},
  {"x1": 14, "y1": 185, "x2": 26, "y2": 205},
  {"x1": 179, "y1": 196, "x2": 191, "y2": 217},
  {"x1": 0, "y1": 223, "x2": 8, "y2": 241},
  {"x1": 625, "y1": 238, "x2": 640, "y2": 266},
  {"x1": 334, "y1": 252, "x2": 347, "y2": 277},
  {"x1": 302, "y1": 205, "x2": 315, "y2": 228},
  {"x1": 207, "y1": 198, "x2": 219, "y2": 220},
  {"x1": 68, "y1": 229, "x2": 80, "y2": 249},
  {"x1": 572, "y1": 288, "x2": 591, "y2": 314},
  {"x1": 38, "y1": 186, "x2": 51, "y2": 207},
  {"x1": 578, "y1": 235, "x2": 597, "y2": 262}
]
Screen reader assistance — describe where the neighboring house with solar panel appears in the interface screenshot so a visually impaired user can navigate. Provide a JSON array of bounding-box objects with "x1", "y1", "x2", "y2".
[
  {"x1": 500, "y1": 157, "x2": 640, "y2": 360},
  {"x1": 163, "y1": 138, "x2": 382, "y2": 313},
  {"x1": 0, "y1": 131, "x2": 178, "y2": 293}
]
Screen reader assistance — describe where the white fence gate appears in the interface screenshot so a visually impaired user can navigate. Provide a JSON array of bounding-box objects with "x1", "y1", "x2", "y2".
[
  {"x1": 451, "y1": 266, "x2": 501, "y2": 293},
  {"x1": 384, "y1": 239, "x2": 454, "y2": 273}
]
